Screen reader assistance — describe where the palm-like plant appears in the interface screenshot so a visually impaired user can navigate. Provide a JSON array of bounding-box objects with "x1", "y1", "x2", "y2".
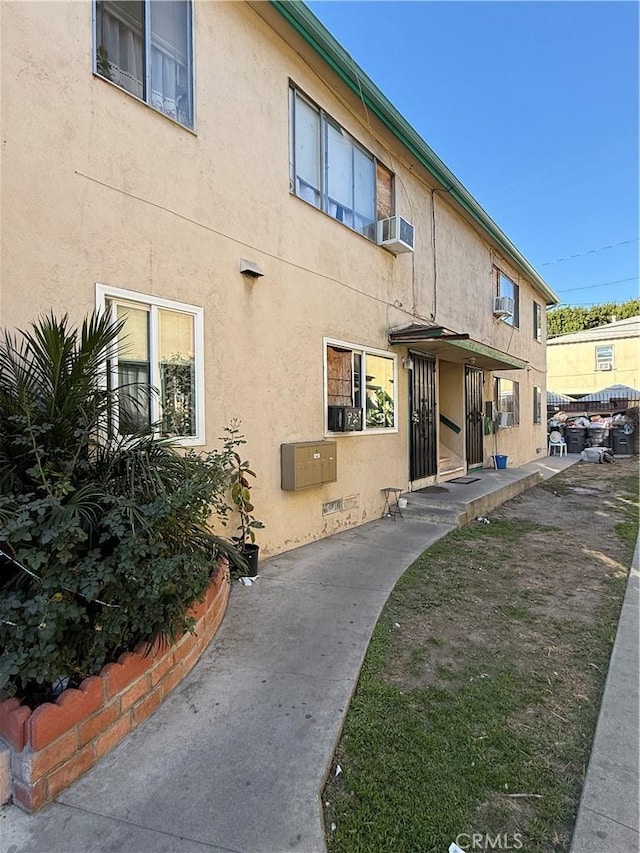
[
  {"x1": 0, "y1": 312, "x2": 118, "y2": 495},
  {"x1": 0, "y1": 311, "x2": 213, "y2": 527},
  {"x1": 0, "y1": 311, "x2": 241, "y2": 700}
]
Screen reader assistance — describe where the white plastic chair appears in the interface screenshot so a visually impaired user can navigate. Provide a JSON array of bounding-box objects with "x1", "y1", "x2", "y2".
[{"x1": 548, "y1": 430, "x2": 567, "y2": 456}]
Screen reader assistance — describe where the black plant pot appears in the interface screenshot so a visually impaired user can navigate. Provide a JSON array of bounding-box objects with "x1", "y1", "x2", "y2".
[{"x1": 241, "y1": 543, "x2": 259, "y2": 577}]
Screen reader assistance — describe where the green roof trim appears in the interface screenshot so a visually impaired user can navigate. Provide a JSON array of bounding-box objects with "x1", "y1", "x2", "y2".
[
  {"x1": 450, "y1": 339, "x2": 528, "y2": 370},
  {"x1": 270, "y1": 0, "x2": 559, "y2": 307}
]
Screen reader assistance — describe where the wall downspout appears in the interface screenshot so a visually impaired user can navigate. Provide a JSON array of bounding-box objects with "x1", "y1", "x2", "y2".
[{"x1": 430, "y1": 189, "x2": 438, "y2": 322}]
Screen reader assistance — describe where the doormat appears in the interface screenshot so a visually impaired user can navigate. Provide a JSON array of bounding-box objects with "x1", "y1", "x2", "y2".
[
  {"x1": 415, "y1": 485, "x2": 449, "y2": 494},
  {"x1": 448, "y1": 477, "x2": 481, "y2": 485}
]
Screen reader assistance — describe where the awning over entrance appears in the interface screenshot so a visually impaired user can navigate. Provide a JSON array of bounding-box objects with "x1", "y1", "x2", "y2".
[{"x1": 388, "y1": 323, "x2": 528, "y2": 371}]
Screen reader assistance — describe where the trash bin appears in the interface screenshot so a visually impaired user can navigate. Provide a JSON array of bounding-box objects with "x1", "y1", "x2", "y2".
[
  {"x1": 565, "y1": 427, "x2": 587, "y2": 453},
  {"x1": 611, "y1": 428, "x2": 631, "y2": 455},
  {"x1": 493, "y1": 454, "x2": 508, "y2": 469},
  {"x1": 586, "y1": 427, "x2": 610, "y2": 448}
]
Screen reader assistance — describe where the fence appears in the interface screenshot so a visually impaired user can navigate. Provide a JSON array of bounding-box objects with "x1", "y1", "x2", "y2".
[{"x1": 547, "y1": 393, "x2": 640, "y2": 418}]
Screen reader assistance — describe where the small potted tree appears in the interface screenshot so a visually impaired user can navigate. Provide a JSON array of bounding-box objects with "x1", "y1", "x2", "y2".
[{"x1": 226, "y1": 424, "x2": 264, "y2": 577}]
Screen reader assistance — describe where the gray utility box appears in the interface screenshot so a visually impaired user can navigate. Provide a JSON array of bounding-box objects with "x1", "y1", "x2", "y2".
[{"x1": 281, "y1": 441, "x2": 337, "y2": 491}]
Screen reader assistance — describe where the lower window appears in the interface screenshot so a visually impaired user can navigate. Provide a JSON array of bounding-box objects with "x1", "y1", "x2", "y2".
[
  {"x1": 325, "y1": 339, "x2": 396, "y2": 433},
  {"x1": 96, "y1": 285, "x2": 204, "y2": 444},
  {"x1": 533, "y1": 386, "x2": 542, "y2": 424},
  {"x1": 494, "y1": 377, "x2": 520, "y2": 426}
]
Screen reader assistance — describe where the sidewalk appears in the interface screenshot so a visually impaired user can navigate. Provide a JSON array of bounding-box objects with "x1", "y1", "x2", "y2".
[
  {"x1": 0, "y1": 454, "x2": 633, "y2": 853},
  {"x1": 2, "y1": 518, "x2": 458, "y2": 853},
  {"x1": 569, "y1": 537, "x2": 640, "y2": 853}
]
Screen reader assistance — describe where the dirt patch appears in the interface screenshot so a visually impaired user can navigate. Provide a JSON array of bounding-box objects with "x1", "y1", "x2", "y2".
[{"x1": 385, "y1": 457, "x2": 637, "y2": 694}]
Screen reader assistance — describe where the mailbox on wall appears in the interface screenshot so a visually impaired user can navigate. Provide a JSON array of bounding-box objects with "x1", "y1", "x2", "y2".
[{"x1": 281, "y1": 441, "x2": 337, "y2": 491}]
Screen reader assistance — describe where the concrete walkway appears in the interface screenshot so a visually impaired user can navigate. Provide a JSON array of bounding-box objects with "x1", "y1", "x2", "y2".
[
  {"x1": 0, "y1": 453, "x2": 633, "y2": 853},
  {"x1": 569, "y1": 537, "x2": 640, "y2": 853},
  {"x1": 2, "y1": 516, "x2": 456, "y2": 853}
]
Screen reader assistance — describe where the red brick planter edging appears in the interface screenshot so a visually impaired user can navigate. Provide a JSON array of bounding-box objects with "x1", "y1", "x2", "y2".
[{"x1": 0, "y1": 562, "x2": 230, "y2": 812}]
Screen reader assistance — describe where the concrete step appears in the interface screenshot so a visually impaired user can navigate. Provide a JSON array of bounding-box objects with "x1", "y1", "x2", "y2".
[
  {"x1": 440, "y1": 466, "x2": 466, "y2": 481},
  {"x1": 438, "y1": 455, "x2": 464, "y2": 470},
  {"x1": 399, "y1": 496, "x2": 464, "y2": 526},
  {"x1": 458, "y1": 471, "x2": 541, "y2": 523},
  {"x1": 400, "y1": 469, "x2": 543, "y2": 528}
]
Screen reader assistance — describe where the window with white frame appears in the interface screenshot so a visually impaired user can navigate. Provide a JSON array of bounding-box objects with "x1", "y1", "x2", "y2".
[
  {"x1": 94, "y1": 1, "x2": 193, "y2": 129},
  {"x1": 533, "y1": 386, "x2": 542, "y2": 424},
  {"x1": 595, "y1": 344, "x2": 614, "y2": 371},
  {"x1": 494, "y1": 377, "x2": 520, "y2": 426},
  {"x1": 96, "y1": 286, "x2": 204, "y2": 444},
  {"x1": 325, "y1": 340, "x2": 396, "y2": 432},
  {"x1": 533, "y1": 301, "x2": 542, "y2": 342},
  {"x1": 496, "y1": 270, "x2": 520, "y2": 328},
  {"x1": 289, "y1": 86, "x2": 393, "y2": 239}
]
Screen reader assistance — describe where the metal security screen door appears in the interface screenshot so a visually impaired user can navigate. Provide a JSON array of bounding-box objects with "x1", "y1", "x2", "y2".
[
  {"x1": 410, "y1": 353, "x2": 437, "y2": 480},
  {"x1": 465, "y1": 366, "x2": 484, "y2": 467}
]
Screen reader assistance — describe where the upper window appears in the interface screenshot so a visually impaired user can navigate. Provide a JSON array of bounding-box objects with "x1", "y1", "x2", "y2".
[
  {"x1": 325, "y1": 340, "x2": 396, "y2": 433},
  {"x1": 496, "y1": 271, "x2": 520, "y2": 328},
  {"x1": 494, "y1": 378, "x2": 520, "y2": 426},
  {"x1": 95, "y1": 1, "x2": 194, "y2": 130},
  {"x1": 289, "y1": 87, "x2": 393, "y2": 239},
  {"x1": 533, "y1": 301, "x2": 543, "y2": 342},
  {"x1": 96, "y1": 285, "x2": 204, "y2": 444},
  {"x1": 595, "y1": 345, "x2": 614, "y2": 371}
]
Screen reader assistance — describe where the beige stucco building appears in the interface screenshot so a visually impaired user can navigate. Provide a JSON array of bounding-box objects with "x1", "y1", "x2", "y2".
[
  {"x1": 547, "y1": 316, "x2": 640, "y2": 397},
  {"x1": 0, "y1": 0, "x2": 559, "y2": 557}
]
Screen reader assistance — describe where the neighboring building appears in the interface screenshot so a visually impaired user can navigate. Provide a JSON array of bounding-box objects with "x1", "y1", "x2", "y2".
[
  {"x1": 0, "y1": 0, "x2": 558, "y2": 558},
  {"x1": 547, "y1": 316, "x2": 640, "y2": 397}
]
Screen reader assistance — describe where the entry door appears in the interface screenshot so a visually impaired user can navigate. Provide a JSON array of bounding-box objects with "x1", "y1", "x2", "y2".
[
  {"x1": 410, "y1": 353, "x2": 437, "y2": 480},
  {"x1": 465, "y1": 366, "x2": 484, "y2": 467}
]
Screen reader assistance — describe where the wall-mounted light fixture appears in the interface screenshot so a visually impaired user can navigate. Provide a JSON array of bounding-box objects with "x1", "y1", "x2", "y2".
[
  {"x1": 402, "y1": 355, "x2": 414, "y2": 371},
  {"x1": 240, "y1": 258, "x2": 264, "y2": 278}
]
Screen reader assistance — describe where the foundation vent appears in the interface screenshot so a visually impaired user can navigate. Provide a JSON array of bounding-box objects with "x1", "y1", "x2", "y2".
[{"x1": 322, "y1": 499, "x2": 342, "y2": 516}]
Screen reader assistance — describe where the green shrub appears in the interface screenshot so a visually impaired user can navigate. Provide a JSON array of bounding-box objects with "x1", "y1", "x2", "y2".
[{"x1": 0, "y1": 312, "x2": 242, "y2": 702}]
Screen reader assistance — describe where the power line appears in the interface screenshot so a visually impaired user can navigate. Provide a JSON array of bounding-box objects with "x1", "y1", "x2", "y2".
[
  {"x1": 556, "y1": 276, "x2": 639, "y2": 294},
  {"x1": 541, "y1": 238, "x2": 639, "y2": 266}
]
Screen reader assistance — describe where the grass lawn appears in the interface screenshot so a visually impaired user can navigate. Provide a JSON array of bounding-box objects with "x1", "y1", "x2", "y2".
[{"x1": 324, "y1": 458, "x2": 639, "y2": 853}]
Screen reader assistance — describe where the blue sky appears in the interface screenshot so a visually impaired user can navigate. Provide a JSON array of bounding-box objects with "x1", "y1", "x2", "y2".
[{"x1": 306, "y1": 0, "x2": 639, "y2": 310}]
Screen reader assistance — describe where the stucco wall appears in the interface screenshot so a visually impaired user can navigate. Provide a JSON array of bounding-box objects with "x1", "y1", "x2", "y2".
[
  {"x1": 548, "y1": 337, "x2": 640, "y2": 395},
  {"x1": 438, "y1": 361, "x2": 464, "y2": 463},
  {"x1": 1, "y1": 1, "x2": 550, "y2": 555}
]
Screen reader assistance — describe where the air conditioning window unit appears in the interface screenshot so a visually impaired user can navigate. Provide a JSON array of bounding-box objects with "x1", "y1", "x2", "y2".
[
  {"x1": 496, "y1": 411, "x2": 512, "y2": 428},
  {"x1": 376, "y1": 215, "x2": 415, "y2": 254},
  {"x1": 598, "y1": 362, "x2": 613, "y2": 371},
  {"x1": 328, "y1": 406, "x2": 363, "y2": 432},
  {"x1": 493, "y1": 296, "x2": 514, "y2": 318}
]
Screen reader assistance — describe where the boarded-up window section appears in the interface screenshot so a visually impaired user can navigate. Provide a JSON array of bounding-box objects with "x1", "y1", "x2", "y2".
[
  {"x1": 327, "y1": 346, "x2": 353, "y2": 406},
  {"x1": 376, "y1": 163, "x2": 393, "y2": 221}
]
